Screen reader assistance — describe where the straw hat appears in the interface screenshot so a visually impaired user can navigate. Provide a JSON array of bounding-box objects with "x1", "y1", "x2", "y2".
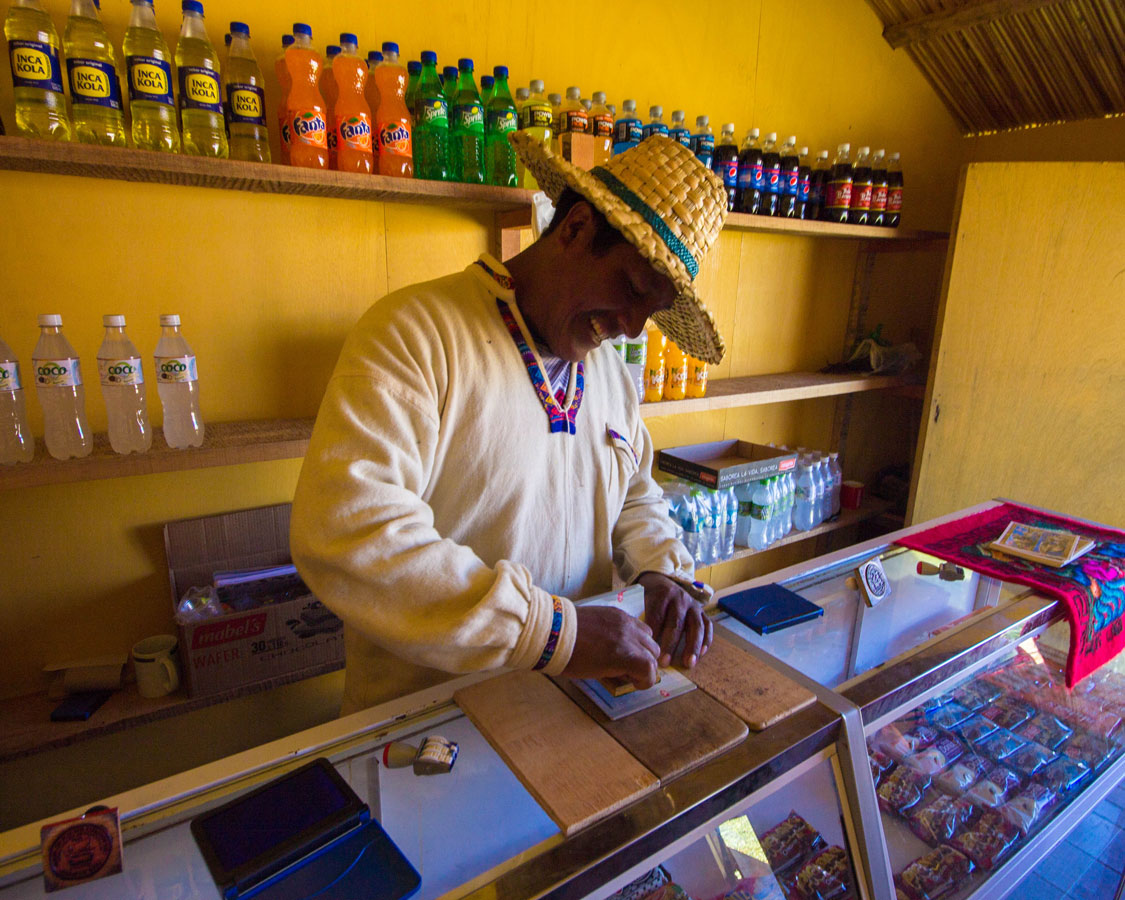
[{"x1": 510, "y1": 131, "x2": 728, "y2": 364}]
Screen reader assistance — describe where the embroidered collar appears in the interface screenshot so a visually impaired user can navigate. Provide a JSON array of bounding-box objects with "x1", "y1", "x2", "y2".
[{"x1": 473, "y1": 257, "x2": 585, "y2": 435}]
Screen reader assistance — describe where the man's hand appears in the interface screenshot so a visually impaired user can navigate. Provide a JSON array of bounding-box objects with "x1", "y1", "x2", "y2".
[
  {"x1": 562, "y1": 605, "x2": 661, "y2": 690},
  {"x1": 638, "y1": 572, "x2": 713, "y2": 669}
]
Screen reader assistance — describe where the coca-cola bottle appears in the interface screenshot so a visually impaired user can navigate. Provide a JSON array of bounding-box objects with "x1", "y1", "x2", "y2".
[
  {"x1": 886, "y1": 151, "x2": 903, "y2": 227},
  {"x1": 820, "y1": 143, "x2": 852, "y2": 224},
  {"x1": 871, "y1": 149, "x2": 889, "y2": 226},
  {"x1": 848, "y1": 146, "x2": 874, "y2": 225},
  {"x1": 806, "y1": 149, "x2": 829, "y2": 221}
]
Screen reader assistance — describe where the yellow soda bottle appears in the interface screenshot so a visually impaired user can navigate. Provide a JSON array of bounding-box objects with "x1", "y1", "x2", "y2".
[
  {"x1": 663, "y1": 339, "x2": 687, "y2": 401},
  {"x1": 686, "y1": 355, "x2": 709, "y2": 398},
  {"x1": 4, "y1": 0, "x2": 72, "y2": 140},
  {"x1": 643, "y1": 322, "x2": 666, "y2": 404},
  {"x1": 589, "y1": 90, "x2": 613, "y2": 166},
  {"x1": 175, "y1": 0, "x2": 227, "y2": 158},
  {"x1": 518, "y1": 79, "x2": 551, "y2": 188},
  {"x1": 224, "y1": 22, "x2": 270, "y2": 162},
  {"x1": 63, "y1": 0, "x2": 125, "y2": 145},
  {"x1": 123, "y1": 0, "x2": 180, "y2": 152}
]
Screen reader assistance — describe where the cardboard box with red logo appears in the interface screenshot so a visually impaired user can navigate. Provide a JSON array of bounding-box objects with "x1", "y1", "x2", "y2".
[
  {"x1": 656, "y1": 440, "x2": 799, "y2": 489},
  {"x1": 163, "y1": 504, "x2": 344, "y2": 698}
]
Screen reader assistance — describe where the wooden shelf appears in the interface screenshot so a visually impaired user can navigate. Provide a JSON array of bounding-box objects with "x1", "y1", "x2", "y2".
[
  {"x1": 722, "y1": 210, "x2": 947, "y2": 243},
  {"x1": 639, "y1": 372, "x2": 923, "y2": 418}
]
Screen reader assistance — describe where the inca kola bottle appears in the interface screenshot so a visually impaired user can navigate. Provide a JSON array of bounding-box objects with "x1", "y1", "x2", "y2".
[
  {"x1": 64, "y1": 0, "x2": 126, "y2": 145},
  {"x1": 4, "y1": 0, "x2": 72, "y2": 140},
  {"x1": 224, "y1": 21, "x2": 269, "y2": 161},
  {"x1": 175, "y1": 0, "x2": 227, "y2": 158},
  {"x1": 123, "y1": 0, "x2": 180, "y2": 152}
]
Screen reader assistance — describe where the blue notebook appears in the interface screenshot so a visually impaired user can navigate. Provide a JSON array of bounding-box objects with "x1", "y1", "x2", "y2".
[{"x1": 719, "y1": 583, "x2": 824, "y2": 635}]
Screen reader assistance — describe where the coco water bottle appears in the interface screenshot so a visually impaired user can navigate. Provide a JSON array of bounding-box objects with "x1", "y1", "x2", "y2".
[
  {"x1": 0, "y1": 337, "x2": 34, "y2": 464},
  {"x1": 97, "y1": 315, "x2": 151, "y2": 454},
  {"x1": 33, "y1": 315, "x2": 92, "y2": 460},
  {"x1": 154, "y1": 314, "x2": 203, "y2": 448}
]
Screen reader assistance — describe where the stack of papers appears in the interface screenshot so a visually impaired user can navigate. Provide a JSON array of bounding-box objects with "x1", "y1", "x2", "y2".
[{"x1": 987, "y1": 522, "x2": 1095, "y2": 568}]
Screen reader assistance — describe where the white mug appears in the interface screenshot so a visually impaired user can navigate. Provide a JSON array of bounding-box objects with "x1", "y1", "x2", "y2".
[{"x1": 132, "y1": 635, "x2": 180, "y2": 698}]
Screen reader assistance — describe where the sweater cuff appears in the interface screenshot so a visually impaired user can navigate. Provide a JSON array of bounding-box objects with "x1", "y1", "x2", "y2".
[
  {"x1": 538, "y1": 596, "x2": 576, "y2": 677},
  {"x1": 510, "y1": 590, "x2": 576, "y2": 677}
]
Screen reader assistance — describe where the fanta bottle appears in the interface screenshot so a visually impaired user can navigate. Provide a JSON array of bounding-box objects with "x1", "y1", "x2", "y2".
[
  {"x1": 589, "y1": 90, "x2": 612, "y2": 166},
  {"x1": 363, "y1": 50, "x2": 381, "y2": 128},
  {"x1": 321, "y1": 44, "x2": 339, "y2": 168},
  {"x1": 686, "y1": 355, "x2": 708, "y2": 398},
  {"x1": 412, "y1": 50, "x2": 447, "y2": 181},
  {"x1": 643, "y1": 322, "x2": 666, "y2": 404},
  {"x1": 175, "y1": 0, "x2": 227, "y2": 158},
  {"x1": 332, "y1": 33, "x2": 373, "y2": 174},
  {"x1": 366, "y1": 49, "x2": 382, "y2": 68},
  {"x1": 64, "y1": 0, "x2": 126, "y2": 146},
  {"x1": 404, "y1": 59, "x2": 421, "y2": 114},
  {"x1": 663, "y1": 339, "x2": 687, "y2": 401},
  {"x1": 124, "y1": 0, "x2": 178, "y2": 152},
  {"x1": 449, "y1": 58, "x2": 484, "y2": 183},
  {"x1": 284, "y1": 23, "x2": 328, "y2": 169},
  {"x1": 612, "y1": 98, "x2": 641, "y2": 155},
  {"x1": 484, "y1": 65, "x2": 517, "y2": 187},
  {"x1": 225, "y1": 22, "x2": 269, "y2": 162},
  {"x1": 4, "y1": 0, "x2": 71, "y2": 140},
  {"x1": 373, "y1": 42, "x2": 413, "y2": 177},
  {"x1": 274, "y1": 33, "x2": 293, "y2": 163}
]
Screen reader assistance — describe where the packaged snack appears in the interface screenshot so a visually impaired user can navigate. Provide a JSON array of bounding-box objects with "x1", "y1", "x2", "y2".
[
  {"x1": 965, "y1": 766, "x2": 1021, "y2": 808},
  {"x1": 981, "y1": 698, "x2": 1037, "y2": 731},
  {"x1": 951, "y1": 715, "x2": 998, "y2": 744},
  {"x1": 871, "y1": 725, "x2": 913, "y2": 761},
  {"x1": 870, "y1": 750, "x2": 895, "y2": 787},
  {"x1": 907, "y1": 791, "x2": 977, "y2": 845},
  {"x1": 999, "y1": 782, "x2": 1055, "y2": 835},
  {"x1": 794, "y1": 846, "x2": 852, "y2": 900},
  {"x1": 878, "y1": 767, "x2": 930, "y2": 815},
  {"x1": 1064, "y1": 733, "x2": 1114, "y2": 770},
  {"x1": 607, "y1": 865, "x2": 671, "y2": 900},
  {"x1": 950, "y1": 810, "x2": 1020, "y2": 870},
  {"x1": 952, "y1": 681, "x2": 1001, "y2": 711},
  {"x1": 903, "y1": 724, "x2": 941, "y2": 752},
  {"x1": 926, "y1": 702, "x2": 973, "y2": 730},
  {"x1": 936, "y1": 754, "x2": 990, "y2": 796},
  {"x1": 896, "y1": 845, "x2": 973, "y2": 900},
  {"x1": 1035, "y1": 756, "x2": 1090, "y2": 795},
  {"x1": 977, "y1": 729, "x2": 1027, "y2": 762},
  {"x1": 1006, "y1": 740, "x2": 1057, "y2": 777},
  {"x1": 1016, "y1": 714, "x2": 1073, "y2": 751},
  {"x1": 708, "y1": 858, "x2": 784, "y2": 900},
  {"x1": 918, "y1": 694, "x2": 948, "y2": 714},
  {"x1": 904, "y1": 738, "x2": 963, "y2": 776},
  {"x1": 760, "y1": 811, "x2": 825, "y2": 874},
  {"x1": 646, "y1": 885, "x2": 693, "y2": 900}
]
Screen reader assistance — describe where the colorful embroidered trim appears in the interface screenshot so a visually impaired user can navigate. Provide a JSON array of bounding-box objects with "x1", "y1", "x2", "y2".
[
  {"x1": 590, "y1": 167, "x2": 700, "y2": 279},
  {"x1": 495, "y1": 297, "x2": 584, "y2": 434},
  {"x1": 607, "y1": 427, "x2": 639, "y2": 465},
  {"x1": 532, "y1": 595, "x2": 564, "y2": 670},
  {"x1": 474, "y1": 258, "x2": 514, "y2": 292}
]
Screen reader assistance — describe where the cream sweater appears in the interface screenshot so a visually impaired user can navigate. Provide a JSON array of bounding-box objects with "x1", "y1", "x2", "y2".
[{"x1": 290, "y1": 255, "x2": 699, "y2": 712}]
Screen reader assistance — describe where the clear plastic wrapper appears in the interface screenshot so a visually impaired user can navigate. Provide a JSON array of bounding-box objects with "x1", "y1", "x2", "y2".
[
  {"x1": 951, "y1": 715, "x2": 998, "y2": 744},
  {"x1": 793, "y1": 846, "x2": 852, "y2": 900},
  {"x1": 870, "y1": 750, "x2": 895, "y2": 787},
  {"x1": 707, "y1": 858, "x2": 784, "y2": 900},
  {"x1": 977, "y1": 728, "x2": 1027, "y2": 762},
  {"x1": 980, "y1": 697, "x2": 1037, "y2": 731},
  {"x1": 950, "y1": 810, "x2": 1021, "y2": 870},
  {"x1": 998, "y1": 782, "x2": 1056, "y2": 835},
  {"x1": 1016, "y1": 714, "x2": 1073, "y2": 751},
  {"x1": 936, "y1": 754, "x2": 990, "y2": 796},
  {"x1": 1006, "y1": 740, "x2": 1057, "y2": 777},
  {"x1": 1065, "y1": 732, "x2": 1115, "y2": 770},
  {"x1": 925, "y1": 701, "x2": 973, "y2": 730},
  {"x1": 1034, "y1": 755, "x2": 1090, "y2": 796},
  {"x1": 964, "y1": 766, "x2": 1021, "y2": 808},
  {"x1": 760, "y1": 811, "x2": 825, "y2": 874},
  {"x1": 878, "y1": 766, "x2": 930, "y2": 815},
  {"x1": 895, "y1": 845, "x2": 974, "y2": 900},
  {"x1": 606, "y1": 866, "x2": 672, "y2": 900},
  {"x1": 871, "y1": 724, "x2": 913, "y2": 761},
  {"x1": 903, "y1": 737, "x2": 963, "y2": 776},
  {"x1": 907, "y1": 791, "x2": 977, "y2": 845},
  {"x1": 952, "y1": 682, "x2": 1001, "y2": 711}
]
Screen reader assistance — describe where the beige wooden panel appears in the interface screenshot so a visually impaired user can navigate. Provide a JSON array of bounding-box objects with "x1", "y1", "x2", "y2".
[{"x1": 910, "y1": 162, "x2": 1125, "y2": 528}]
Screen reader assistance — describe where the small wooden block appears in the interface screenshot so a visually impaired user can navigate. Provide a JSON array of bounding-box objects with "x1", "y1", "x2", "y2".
[
  {"x1": 599, "y1": 672, "x2": 663, "y2": 697},
  {"x1": 686, "y1": 635, "x2": 816, "y2": 730},
  {"x1": 454, "y1": 671, "x2": 658, "y2": 835}
]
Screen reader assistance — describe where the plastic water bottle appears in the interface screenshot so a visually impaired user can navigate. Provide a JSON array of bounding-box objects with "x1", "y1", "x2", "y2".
[
  {"x1": 782, "y1": 469, "x2": 795, "y2": 536},
  {"x1": 124, "y1": 0, "x2": 179, "y2": 152},
  {"x1": 225, "y1": 21, "x2": 270, "y2": 162},
  {"x1": 5, "y1": 0, "x2": 72, "y2": 140},
  {"x1": 768, "y1": 476, "x2": 784, "y2": 545},
  {"x1": 811, "y1": 455, "x2": 828, "y2": 525},
  {"x1": 623, "y1": 331, "x2": 649, "y2": 401},
  {"x1": 33, "y1": 315, "x2": 92, "y2": 460},
  {"x1": 154, "y1": 314, "x2": 203, "y2": 448},
  {"x1": 96, "y1": 315, "x2": 151, "y2": 455},
  {"x1": 792, "y1": 460, "x2": 816, "y2": 532},
  {"x1": 64, "y1": 0, "x2": 127, "y2": 146},
  {"x1": 0, "y1": 338, "x2": 34, "y2": 465},
  {"x1": 175, "y1": 0, "x2": 228, "y2": 158},
  {"x1": 721, "y1": 485, "x2": 737, "y2": 560},
  {"x1": 701, "y1": 488, "x2": 721, "y2": 566},
  {"x1": 679, "y1": 488, "x2": 703, "y2": 564},
  {"x1": 734, "y1": 482, "x2": 753, "y2": 547},
  {"x1": 748, "y1": 479, "x2": 771, "y2": 551},
  {"x1": 828, "y1": 452, "x2": 843, "y2": 517}
]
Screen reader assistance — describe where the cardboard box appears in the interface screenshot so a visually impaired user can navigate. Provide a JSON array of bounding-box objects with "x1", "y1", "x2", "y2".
[
  {"x1": 657, "y1": 440, "x2": 798, "y2": 489},
  {"x1": 164, "y1": 504, "x2": 344, "y2": 698}
]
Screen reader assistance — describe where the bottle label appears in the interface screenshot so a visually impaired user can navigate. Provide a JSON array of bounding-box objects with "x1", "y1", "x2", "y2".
[
  {"x1": 765, "y1": 162, "x2": 781, "y2": 195},
  {"x1": 177, "y1": 65, "x2": 221, "y2": 113},
  {"x1": 691, "y1": 134, "x2": 714, "y2": 155},
  {"x1": 718, "y1": 159, "x2": 738, "y2": 188},
  {"x1": 613, "y1": 118, "x2": 641, "y2": 143},
  {"x1": 98, "y1": 356, "x2": 143, "y2": 386},
  {"x1": 668, "y1": 126, "x2": 691, "y2": 147},
  {"x1": 227, "y1": 83, "x2": 266, "y2": 126},
  {"x1": 338, "y1": 113, "x2": 373, "y2": 151},
  {"x1": 35, "y1": 358, "x2": 81, "y2": 388},
  {"x1": 665, "y1": 364, "x2": 685, "y2": 389},
  {"x1": 0, "y1": 360, "x2": 21, "y2": 392},
  {"x1": 852, "y1": 183, "x2": 874, "y2": 210},
  {"x1": 826, "y1": 179, "x2": 853, "y2": 209},
  {"x1": 290, "y1": 109, "x2": 328, "y2": 146},
  {"x1": 872, "y1": 184, "x2": 889, "y2": 211},
  {"x1": 750, "y1": 501, "x2": 768, "y2": 521},
  {"x1": 280, "y1": 119, "x2": 290, "y2": 146},
  {"x1": 419, "y1": 97, "x2": 448, "y2": 126},
  {"x1": 738, "y1": 500, "x2": 752, "y2": 517},
  {"x1": 378, "y1": 120, "x2": 412, "y2": 156},
  {"x1": 487, "y1": 108, "x2": 517, "y2": 134},
  {"x1": 520, "y1": 103, "x2": 551, "y2": 131},
  {"x1": 453, "y1": 103, "x2": 483, "y2": 131},
  {"x1": 327, "y1": 129, "x2": 337, "y2": 153},
  {"x1": 8, "y1": 40, "x2": 64, "y2": 93},
  {"x1": 623, "y1": 342, "x2": 645, "y2": 365},
  {"x1": 642, "y1": 123, "x2": 667, "y2": 139},
  {"x1": 155, "y1": 355, "x2": 197, "y2": 383},
  {"x1": 127, "y1": 55, "x2": 174, "y2": 106},
  {"x1": 564, "y1": 109, "x2": 588, "y2": 133},
  {"x1": 784, "y1": 167, "x2": 800, "y2": 197},
  {"x1": 888, "y1": 186, "x2": 903, "y2": 212},
  {"x1": 795, "y1": 486, "x2": 809, "y2": 501},
  {"x1": 799, "y1": 173, "x2": 811, "y2": 202},
  {"x1": 66, "y1": 57, "x2": 122, "y2": 110},
  {"x1": 592, "y1": 113, "x2": 613, "y2": 137}
]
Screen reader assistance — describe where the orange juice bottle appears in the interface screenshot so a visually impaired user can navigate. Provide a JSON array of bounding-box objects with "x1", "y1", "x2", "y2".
[
  {"x1": 284, "y1": 22, "x2": 328, "y2": 169},
  {"x1": 643, "y1": 322, "x2": 666, "y2": 403},
  {"x1": 320, "y1": 43, "x2": 340, "y2": 168},
  {"x1": 663, "y1": 339, "x2": 687, "y2": 401},
  {"x1": 686, "y1": 355, "x2": 709, "y2": 398},
  {"x1": 332, "y1": 33, "x2": 372, "y2": 173},
  {"x1": 275, "y1": 33, "x2": 293, "y2": 164},
  {"x1": 372, "y1": 41, "x2": 413, "y2": 177}
]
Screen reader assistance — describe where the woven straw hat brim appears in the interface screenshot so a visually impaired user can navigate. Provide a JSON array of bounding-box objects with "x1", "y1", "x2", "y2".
[{"x1": 510, "y1": 131, "x2": 727, "y2": 365}]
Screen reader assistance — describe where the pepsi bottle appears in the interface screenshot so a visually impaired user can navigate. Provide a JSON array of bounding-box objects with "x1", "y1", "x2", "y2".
[{"x1": 735, "y1": 127, "x2": 762, "y2": 215}]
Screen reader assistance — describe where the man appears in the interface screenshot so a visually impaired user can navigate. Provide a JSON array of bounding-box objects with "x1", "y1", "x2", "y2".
[{"x1": 290, "y1": 133, "x2": 729, "y2": 713}]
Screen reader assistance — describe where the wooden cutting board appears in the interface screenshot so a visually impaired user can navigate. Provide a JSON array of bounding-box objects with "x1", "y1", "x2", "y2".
[
  {"x1": 556, "y1": 678, "x2": 748, "y2": 783},
  {"x1": 454, "y1": 671, "x2": 658, "y2": 835},
  {"x1": 686, "y1": 635, "x2": 817, "y2": 730}
]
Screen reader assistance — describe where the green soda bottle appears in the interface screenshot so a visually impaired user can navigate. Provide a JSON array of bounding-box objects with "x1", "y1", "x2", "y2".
[
  {"x1": 484, "y1": 65, "x2": 517, "y2": 187},
  {"x1": 224, "y1": 21, "x2": 269, "y2": 162},
  {"x1": 441, "y1": 65, "x2": 458, "y2": 108},
  {"x1": 412, "y1": 50, "x2": 447, "y2": 181},
  {"x1": 63, "y1": 0, "x2": 125, "y2": 145},
  {"x1": 4, "y1": 0, "x2": 72, "y2": 140},
  {"x1": 124, "y1": 0, "x2": 179, "y2": 152},
  {"x1": 449, "y1": 57, "x2": 483, "y2": 184},
  {"x1": 404, "y1": 59, "x2": 421, "y2": 115},
  {"x1": 175, "y1": 0, "x2": 227, "y2": 158}
]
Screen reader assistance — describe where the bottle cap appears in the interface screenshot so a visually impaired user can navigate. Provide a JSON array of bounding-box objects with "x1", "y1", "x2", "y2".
[
  {"x1": 493, "y1": 65, "x2": 507, "y2": 78},
  {"x1": 515, "y1": 87, "x2": 529, "y2": 100},
  {"x1": 529, "y1": 79, "x2": 544, "y2": 93},
  {"x1": 722, "y1": 122, "x2": 735, "y2": 133},
  {"x1": 443, "y1": 65, "x2": 458, "y2": 79},
  {"x1": 858, "y1": 145, "x2": 870, "y2": 155},
  {"x1": 224, "y1": 33, "x2": 231, "y2": 46},
  {"x1": 800, "y1": 146, "x2": 808, "y2": 155},
  {"x1": 607, "y1": 104, "x2": 616, "y2": 115},
  {"x1": 182, "y1": 0, "x2": 203, "y2": 14},
  {"x1": 38, "y1": 314, "x2": 63, "y2": 327},
  {"x1": 873, "y1": 148, "x2": 885, "y2": 159},
  {"x1": 160, "y1": 314, "x2": 181, "y2": 326},
  {"x1": 890, "y1": 151, "x2": 900, "y2": 160},
  {"x1": 671, "y1": 109, "x2": 685, "y2": 122},
  {"x1": 103, "y1": 315, "x2": 126, "y2": 327},
  {"x1": 649, "y1": 105, "x2": 662, "y2": 117},
  {"x1": 623, "y1": 98, "x2": 636, "y2": 112},
  {"x1": 818, "y1": 149, "x2": 829, "y2": 158},
  {"x1": 381, "y1": 41, "x2": 399, "y2": 55},
  {"x1": 481, "y1": 75, "x2": 494, "y2": 88},
  {"x1": 293, "y1": 23, "x2": 312, "y2": 37},
  {"x1": 281, "y1": 34, "x2": 294, "y2": 47},
  {"x1": 839, "y1": 142, "x2": 850, "y2": 152},
  {"x1": 592, "y1": 90, "x2": 606, "y2": 104},
  {"x1": 695, "y1": 114, "x2": 709, "y2": 126},
  {"x1": 548, "y1": 93, "x2": 561, "y2": 105},
  {"x1": 407, "y1": 60, "x2": 421, "y2": 74},
  {"x1": 339, "y1": 32, "x2": 357, "y2": 46},
  {"x1": 581, "y1": 98, "x2": 591, "y2": 110},
  {"x1": 458, "y1": 57, "x2": 473, "y2": 71},
  {"x1": 229, "y1": 21, "x2": 249, "y2": 36},
  {"x1": 420, "y1": 50, "x2": 436, "y2": 65},
  {"x1": 787, "y1": 134, "x2": 796, "y2": 144},
  {"x1": 566, "y1": 86, "x2": 581, "y2": 99},
  {"x1": 326, "y1": 45, "x2": 341, "y2": 59},
  {"x1": 766, "y1": 131, "x2": 777, "y2": 141},
  {"x1": 748, "y1": 126, "x2": 759, "y2": 137}
]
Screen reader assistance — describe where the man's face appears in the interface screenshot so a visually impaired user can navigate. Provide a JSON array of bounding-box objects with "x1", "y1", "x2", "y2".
[{"x1": 536, "y1": 203, "x2": 678, "y2": 362}]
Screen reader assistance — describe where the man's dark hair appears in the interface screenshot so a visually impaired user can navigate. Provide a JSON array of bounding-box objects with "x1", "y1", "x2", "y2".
[{"x1": 541, "y1": 187, "x2": 628, "y2": 256}]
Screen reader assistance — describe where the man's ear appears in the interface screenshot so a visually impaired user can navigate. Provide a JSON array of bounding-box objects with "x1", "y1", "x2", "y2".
[{"x1": 554, "y1": 199, "x2": 595, "y2": 250}]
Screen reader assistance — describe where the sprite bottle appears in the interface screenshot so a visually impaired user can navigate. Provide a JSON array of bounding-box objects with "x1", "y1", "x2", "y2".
[
  {"x1": 124, "y1": 0, "x2": 179, "y2": 152},
  {"x1": 4, "y1": 0, "x2": 72, "y2": 140},
  {"x1": 449, "y1": 57, "x2": 483, "y2": 184},
  {"x1": 175, "y1": 0, "x2": 227, "y2": 158},
  {"x1": 412, "y1": 50, "x2": 447, "y2": 181},
  {"x1": 484, "y1": 65, "x2": 517, "y2": 187},
  {"x1": 64, "y1": 0, "x2": 126, "y2": 145}
]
